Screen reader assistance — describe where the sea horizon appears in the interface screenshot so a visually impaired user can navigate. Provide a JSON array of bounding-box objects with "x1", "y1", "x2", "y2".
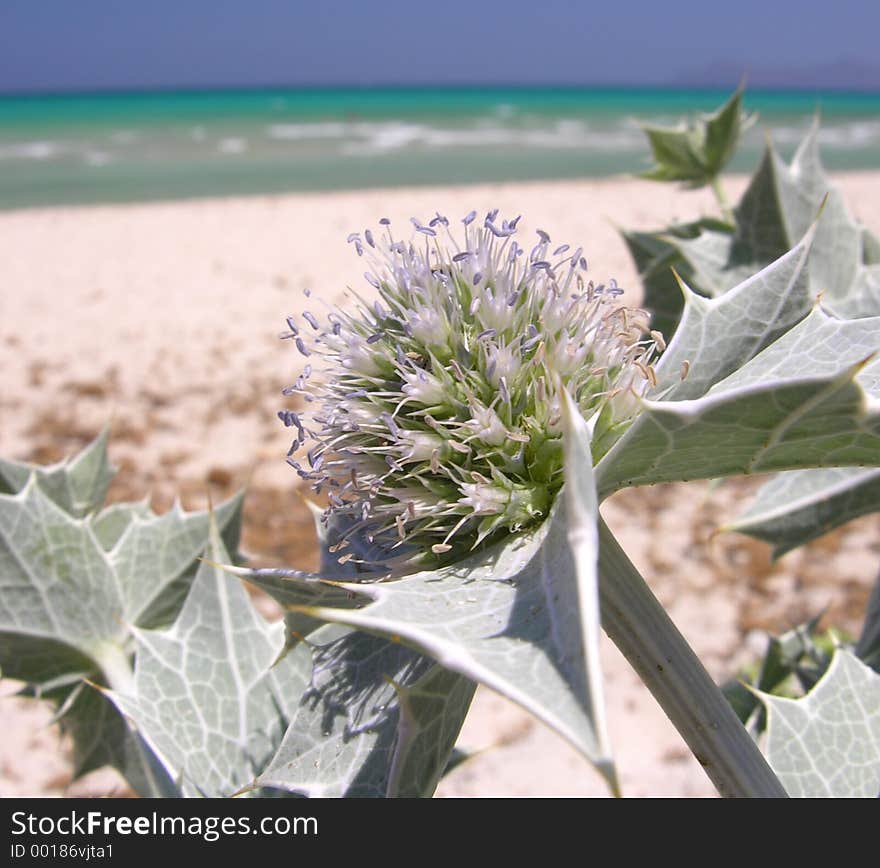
[{"x1": 2, "y1": 84, "x2": 879, "y2": 210}]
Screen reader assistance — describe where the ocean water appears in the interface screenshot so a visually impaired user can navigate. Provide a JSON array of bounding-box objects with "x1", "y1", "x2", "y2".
[{"x1": 1, "y1": 87, "x2": 879, "y2": 209}]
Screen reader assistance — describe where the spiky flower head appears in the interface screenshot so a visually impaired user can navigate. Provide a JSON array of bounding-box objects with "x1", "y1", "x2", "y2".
[{"x1": 281, "y1": 211, "x2": 662, "y2": 570}]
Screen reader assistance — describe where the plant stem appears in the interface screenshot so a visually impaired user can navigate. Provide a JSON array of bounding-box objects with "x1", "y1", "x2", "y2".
[
  {"x1": 94, "y1": 642, "x2": 135, "y2": 694},
  {"x1": 710, "y1": 175, "x2": 735, "y2": 224},
  {"x1": 596, "y1": 519, "x2": 787, "y2": 798}
]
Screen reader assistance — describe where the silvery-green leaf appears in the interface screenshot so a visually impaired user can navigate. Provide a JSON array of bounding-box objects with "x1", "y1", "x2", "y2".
[
  {"x1": 598, "y1": 309, "x2": 880, "y2": 494},
  {"x1": 0, "y1": 479, "x2": 128, "y2": 680},
  {"x1": 0, "y1": 435, "x2": 246, "y2": 794},
  {"x1": 111, "y1": 491, "x2": 244, "y2": 628},
  {"x1": 255, "y1": 627, "x2": 474, "y2": 797},
  {"x1": 281, "y1": 398, "x2": 616, "y2": 790},
  {"x1": 0, "y1": 477, "x2": 245, "y2": 681},
  {"x1": 235, "y1": 537, "x2": 476, "y2": 796},
  {"x1": 724, "y1": 467, "x2": 880, "y2": 557},
  {"x1": 386, "y1": 663, "x2": 477, "y2": 797},
  {"x1": 237, "y1": 503, "x2": 478, "y2": 797},
  {"x1": 106, "y1": 520, "x2": 307, "y2": 797},
  {"x1": 834, "y1": 264, "x2": 880, "y2": 320},
  {"x1": 652, "y1": 224, "x2": 815, "y2": 401},
  {"x1": 0, "y1": 429, "x2": 114, "y2": 517},
  {"x1": 761, "y1": 649, "x2": 880, "y2": 797},
  {"x1": 89, "y1": 500, "x2": 152, "y2": 550},
  {"x1": 703, "y1": 307, "x2": 880, "y2": 395}
]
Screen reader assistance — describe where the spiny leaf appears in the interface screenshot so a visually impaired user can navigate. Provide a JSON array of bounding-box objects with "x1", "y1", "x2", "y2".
[
  {"x1": 0, "y1": 428, "x2": 114, "y2": 517},
  {"x1": 236, "y1": 565, "x2": 362, "y2": 646},
  {"x1": 724, "y1": 467, "x2": 880, "y2": 557},
  {"x1": 0, "y1": 433, "x2": 246, "y2": 794},
  {"x1": 0, "y1": 477, "x2": 245, "y2": 681},
  {"x1": 640, "y1": 87, "x2": 755, "y2": 187},
  {"x1": 253, "y1": 626, "x2": 474, "y2": 798},
  {"x1": 105, "y1": 519, "x2": 307, "y2": 798},
  {"x1": 597, "y1": 309, "x2": 880, "y2": 495},
  {"x1": 89, "y1": 500, "x2": 152, "y2": 551},
  {"x1": 651, "y1": 223, "x2": 815, "y2": 401},
  {"x1": 272, "y1": 401, "x2": 616, "y2": 790},
  {"x1": 110, "y1": 491, "x2": 245, "y2": 629},
  {"x1": 385, "y1": 663, "x2": 477, "y2": 797},
  {"x1": 0, "y1": 479, "x2": 128, "y2": 678},
  {"x1": 761, "y1": 649, "x2": 880, "y2": 797},
  {"x1": 235, "y1": 507, "x2": 476, "y2": 797}
]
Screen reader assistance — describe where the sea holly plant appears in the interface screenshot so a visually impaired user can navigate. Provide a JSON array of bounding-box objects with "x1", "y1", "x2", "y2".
[
  {"x1": 235, "y1": 206, "x2": 880, "y2": 798},
  {"x1": 3, "y1": 218, "x2": 880, "y2": 796}
]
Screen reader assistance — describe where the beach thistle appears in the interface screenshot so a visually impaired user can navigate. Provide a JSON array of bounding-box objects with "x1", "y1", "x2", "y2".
[{"x1": 281, "y1": 210, "x2": 662, "y2": 569}]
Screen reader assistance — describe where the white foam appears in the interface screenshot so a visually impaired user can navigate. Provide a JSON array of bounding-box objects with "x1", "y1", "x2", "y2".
[
  {"x1": 0, "y1": 141, "x2": 61, "y2": 160},
  {"x1": 218, "y1": 137, "x2": 247, "y2": 154},
  {"x1": 267, "y1": 122, "x2": 350, "y2": 140},
  {"x1": 334, "y1": 118, "x2": 645, "y2": 155}
]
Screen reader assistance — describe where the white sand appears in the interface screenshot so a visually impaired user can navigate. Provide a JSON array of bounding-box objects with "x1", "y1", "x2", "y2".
[{"x1": 1, "y1": 173, "x2": 879, "y2": 797}]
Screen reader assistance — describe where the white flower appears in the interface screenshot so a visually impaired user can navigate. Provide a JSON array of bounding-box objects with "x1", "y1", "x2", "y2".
[{"x1": 280, "y1": 211, "x2": 661, "y2": 567}]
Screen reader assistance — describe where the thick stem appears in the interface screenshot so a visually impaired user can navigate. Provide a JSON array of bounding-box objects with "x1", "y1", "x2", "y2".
[
  {"x1": 597, "y1": 519, "x2": 787, "y2": 798},
  {"x1": 710, "y1": 175, "x2": 735, "y2": 224}
]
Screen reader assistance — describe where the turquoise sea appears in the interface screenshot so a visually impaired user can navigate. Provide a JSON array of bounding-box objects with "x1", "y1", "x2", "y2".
[{"x1": 1, "y1": 87, "x2": 879, "y2": 209}]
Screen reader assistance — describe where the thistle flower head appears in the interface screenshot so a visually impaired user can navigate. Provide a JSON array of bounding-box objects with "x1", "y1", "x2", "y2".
[{"x1": 281, "y1": 211, "x2": 661, "y2": 569}]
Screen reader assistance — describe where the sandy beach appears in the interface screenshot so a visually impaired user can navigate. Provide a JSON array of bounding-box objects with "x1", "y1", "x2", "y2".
[{"x1": 2, "y1": 172, "x2": 879, "y2": 797}]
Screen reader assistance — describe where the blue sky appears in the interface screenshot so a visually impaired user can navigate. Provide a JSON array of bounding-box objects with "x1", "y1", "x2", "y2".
[{"x1": 2, "y1": 0, "x2": 879, "y2": 92}]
